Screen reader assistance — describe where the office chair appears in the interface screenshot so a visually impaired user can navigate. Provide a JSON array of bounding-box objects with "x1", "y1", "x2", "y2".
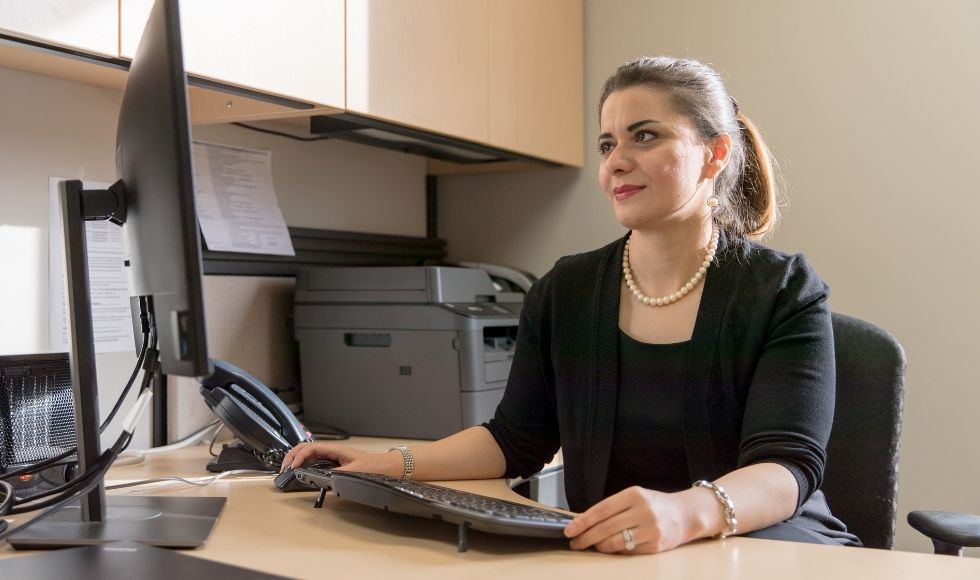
[
  {"x1": 824, "y1": 313, "x2": 980, "y2": 556},
  {"x1": 821, "y1": 312, "x2": 907, "y2": 550}
]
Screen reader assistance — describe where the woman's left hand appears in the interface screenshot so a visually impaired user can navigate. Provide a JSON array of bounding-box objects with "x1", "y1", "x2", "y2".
[{"x1": 563, "y1": 486, "x2": 697, "y2": 554}]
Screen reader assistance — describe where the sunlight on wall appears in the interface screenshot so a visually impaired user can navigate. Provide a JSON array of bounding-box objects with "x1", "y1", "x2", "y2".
[{"x1": 0, "y1": 225, "x2": 44, "y2": 354}]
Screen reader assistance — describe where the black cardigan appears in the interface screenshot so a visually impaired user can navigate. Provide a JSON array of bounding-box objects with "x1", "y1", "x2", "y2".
[{"x1": 486, "y1": 233, "x2": 836, "y2": 515}]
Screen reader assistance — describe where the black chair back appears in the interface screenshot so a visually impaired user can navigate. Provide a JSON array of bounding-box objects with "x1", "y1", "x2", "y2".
[{"x1": 822, "y1": 313, "x2": 907, "y2": 549}]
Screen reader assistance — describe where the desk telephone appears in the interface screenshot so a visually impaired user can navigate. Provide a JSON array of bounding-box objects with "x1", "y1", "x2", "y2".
[{"x1": 199, "y1": 359, "x2": 313, "y2": 472}]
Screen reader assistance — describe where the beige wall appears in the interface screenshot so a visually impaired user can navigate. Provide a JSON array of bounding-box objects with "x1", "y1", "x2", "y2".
[{"x1": 440, "y1": 0, "x2": 980, "y2": 555}]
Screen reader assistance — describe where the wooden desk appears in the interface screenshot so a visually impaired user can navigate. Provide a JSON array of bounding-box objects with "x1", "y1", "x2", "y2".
[{"x1": 3, "y1": 439, "x2": 980, "y2": 579}]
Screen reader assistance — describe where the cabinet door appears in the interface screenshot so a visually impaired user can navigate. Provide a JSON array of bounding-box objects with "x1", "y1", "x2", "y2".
[
  {"x1": 346, "y1": 0, "x2": 490, "y2": 144},
  {"x1": 0, "y1": 0, "x2": 117, "y2": 57},
  {"x1": 120, "y1": 0, "x2": 345, "y2": 109},
  {"x1": 488, "y1": 0, "x2": 583, "y2": 166}
]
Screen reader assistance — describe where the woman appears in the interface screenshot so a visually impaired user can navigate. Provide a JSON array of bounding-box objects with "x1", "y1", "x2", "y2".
[{"x1": 282, "y1": 56, "x2": 859, "y2": 553}]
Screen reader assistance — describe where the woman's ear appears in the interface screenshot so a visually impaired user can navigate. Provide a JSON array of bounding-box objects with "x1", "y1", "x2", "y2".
[{"x1": 703, "y1": 134, "x2": 732, "y2": 179}]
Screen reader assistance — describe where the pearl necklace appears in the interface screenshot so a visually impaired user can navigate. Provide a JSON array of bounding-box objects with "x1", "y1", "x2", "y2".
[{"x1": 622, "y1": 227, "x2": 719, "y2": 307}]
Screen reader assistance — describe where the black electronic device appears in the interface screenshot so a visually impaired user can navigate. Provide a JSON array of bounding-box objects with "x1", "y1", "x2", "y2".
[
  {"x1": 294, "y1": 467, "x2": 573, "y2": 552},
  {"x1": 6, "y1": 0, "x2": 225, "y2": 549},
  {"x1": 200, "y1": 359, "x2": 312, "y2": 472},
  {"x1": 0, "y1": 353, "x2": 76, "y2": 475}
]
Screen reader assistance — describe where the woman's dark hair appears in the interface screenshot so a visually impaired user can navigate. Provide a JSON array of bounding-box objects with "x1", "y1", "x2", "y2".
[{"x1": 599, "y1": 56, "x2": 778, "y2": 240}]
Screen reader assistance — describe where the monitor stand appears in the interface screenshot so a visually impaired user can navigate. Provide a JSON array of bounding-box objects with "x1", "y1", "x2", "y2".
[
  {"x1": 7, "y1": 180, "x2": 224, "y2": 549},
  {"x1": 7, "y1": 496, "x2": 226, "y2": 549}
]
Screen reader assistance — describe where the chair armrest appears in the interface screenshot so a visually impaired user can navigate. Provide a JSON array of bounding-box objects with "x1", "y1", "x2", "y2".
[
  {"x1": 907, "y1": 510, "x2": 980, "y2": 556},
  {"x1": 509, "y1": 465, "x2": 568, "y2": 510}
]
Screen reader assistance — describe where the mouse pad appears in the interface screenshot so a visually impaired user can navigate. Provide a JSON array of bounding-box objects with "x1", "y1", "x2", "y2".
[{"x1": 0, "y1": 541, "x2": 287, "y2": 579}]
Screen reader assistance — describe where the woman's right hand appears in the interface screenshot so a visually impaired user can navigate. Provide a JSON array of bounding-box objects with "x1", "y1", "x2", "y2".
[{"x1": 279, "y1": 441, "x2": 402, "y2": 476}]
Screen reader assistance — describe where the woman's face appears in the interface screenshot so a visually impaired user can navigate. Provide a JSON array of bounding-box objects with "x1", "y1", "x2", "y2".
[{"x1": 598, "y1": 86, "x2": 718, "y2": 232}]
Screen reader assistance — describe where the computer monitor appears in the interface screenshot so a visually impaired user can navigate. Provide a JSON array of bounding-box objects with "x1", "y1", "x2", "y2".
[
  {"x1": 116, "y1": 0, "x2": 210, "y2": 379},
  {"x1": 7, "y1": 0, "x2": 224, "y2": 548}
]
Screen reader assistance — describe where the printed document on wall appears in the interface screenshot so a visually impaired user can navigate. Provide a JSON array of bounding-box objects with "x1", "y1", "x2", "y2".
[
  {"x1": 48, "y1": 178, "x2": 136, "y2": 354},
  {"x1": 192, "y1": 141, "x2": 295, "y2": 256}
]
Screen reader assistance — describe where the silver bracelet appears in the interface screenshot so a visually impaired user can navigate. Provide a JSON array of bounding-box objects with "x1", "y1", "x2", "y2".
[
  {"x1": 386, "y1": 446, "x2": 414, "y2": 479},
  {"x1": 692, "y1": 480, "x2": 738, "y2": 539}
]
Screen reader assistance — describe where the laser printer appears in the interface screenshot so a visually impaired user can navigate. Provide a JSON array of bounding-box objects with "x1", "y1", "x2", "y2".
[{"x1": 293, "y1": 266, "x2": 524, "y2": 440}]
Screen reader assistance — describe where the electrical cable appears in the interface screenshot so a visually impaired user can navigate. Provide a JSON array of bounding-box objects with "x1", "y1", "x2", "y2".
[
  {"x1": 231, "y1": 121, "x2": 334, "y2": 142},
  {"x1": 1, "y1": 448, "x2": 75, "y2": 481},
  {"x1": 0, "y1": 333, "x2": 145, "y2": 483},
  {"x1": 5, "y1": 329, "x2": 157, "y2": 514},
  {"x1": 209, "y1": 423, "x2": 228, "y2": 457},
  {"x1": 5, "y1": 383, "x2": 149, "y2": 511},
  {"x1": 105, "y1": 469, "x2": 272, "y2": 491},
  {"x1": 0, "y1": 434, "x2": 130, "y2": 538},
  {"x1": 5, "y1": 440, "x2": 124, "y2": 515},
  {"x1": 114, "y1": 420, "x2": 223, "y2": 467},
  {"x1": 1, "y1": 299, "x2": 153, "y2": 483},
  {"x1": 100, "y1": 295, "x2": 154, "y2": 433},
  {"x1": 0, "y1": 386, "x2": 152, "y2": 539},
  {"x1": 139, "y1": 420, "x2": 221, "y2": 455},
  {"x1": 99, "y1": 332, "x2": 150, "y2": 429},
  {"x1": 0, "y1": 480, "x2": 13, "y2": 516}
]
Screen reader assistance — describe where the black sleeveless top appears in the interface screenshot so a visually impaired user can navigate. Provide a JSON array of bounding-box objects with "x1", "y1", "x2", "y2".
[{"x1": 605, "y1": 330, "x2": 692, "y2": 496}]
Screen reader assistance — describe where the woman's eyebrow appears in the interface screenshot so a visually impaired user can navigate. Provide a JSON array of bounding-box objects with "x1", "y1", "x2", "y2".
[
  {"x1": 598, "y1": 119, "x2": 663, "y2": 141},
  {"x1": 627, "y1": 119, "x2": 661, "y2": 132}
]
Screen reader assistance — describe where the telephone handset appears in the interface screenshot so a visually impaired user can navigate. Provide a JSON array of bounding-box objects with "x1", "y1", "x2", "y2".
[{"x1": 199, "y1": 359, "x2": 311, "y2": 471}]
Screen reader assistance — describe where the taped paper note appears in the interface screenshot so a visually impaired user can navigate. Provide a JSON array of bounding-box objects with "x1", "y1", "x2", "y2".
[{"x1": 192, "y1": 141, "x2": 295, "y2": 256}]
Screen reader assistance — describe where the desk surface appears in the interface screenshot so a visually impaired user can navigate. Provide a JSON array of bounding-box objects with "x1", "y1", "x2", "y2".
[{"x1": 3, "y1": 438, "x2": 979, "y2": 579}]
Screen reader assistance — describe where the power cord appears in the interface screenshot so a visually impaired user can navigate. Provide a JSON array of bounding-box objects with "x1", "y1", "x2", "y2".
[
  {"x1": 0, "y1": 480, "x2": 13, "y2": 516},
  {"x1": 114, "y1": 420, "x2": 223, "y2": 467},
  {"x1": 1, "y1": 298, "x2": 154, "y2": 483},
  {"x1": 0, "y1": 385, "x2": 153, "y2": 540},
  {"x1": 209, "y1": 424, "x2": 228, "y2": 457},
  {"x1": 106, "y1": 469, "x2": 272, "y2": 491},
  {"x1": 5, "y1": 345, "x2": 158, "y2": 508},
  {"x1": 231, "y1": 122, "x2": 333, "y2": 142}
]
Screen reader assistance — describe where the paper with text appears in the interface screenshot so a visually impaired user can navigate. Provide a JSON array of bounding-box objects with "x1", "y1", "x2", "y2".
[
  {"x1": 192, "y1": 141, "x2": 295, "y2": 256},
  {"x1": 48, "y1": 178, "x2": 136, "y2": 354}
]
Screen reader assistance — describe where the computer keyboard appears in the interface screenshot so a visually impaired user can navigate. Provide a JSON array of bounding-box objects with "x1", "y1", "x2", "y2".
[{"x1": 294, "y1": 467, "x2": 573, "y2": 550}]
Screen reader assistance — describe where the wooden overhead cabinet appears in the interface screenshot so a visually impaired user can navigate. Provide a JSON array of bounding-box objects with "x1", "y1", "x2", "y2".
[
  {"x1": 0, "y1": 0, "x2": 118, "y2": 57},
  {"x1": 3, "y1": 1, "x2": 583, "y2": 168},
  {"x1": 488, "y1": 0, "x2": 583, "y2": 167},
  {"x1": 120, "y1": 0, "x2": 346, "y2": 112},
  {"x1": 347, "y1": 0, "x2": 583, "y2": 167},
  {"x1": 346, "y1": 0, "x2": 490, "y2": 148}
]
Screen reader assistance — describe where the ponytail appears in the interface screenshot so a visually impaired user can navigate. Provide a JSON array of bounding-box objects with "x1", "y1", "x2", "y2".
[{"x1": 731, "y1": 113, "x2": 779, "y2": 240}]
